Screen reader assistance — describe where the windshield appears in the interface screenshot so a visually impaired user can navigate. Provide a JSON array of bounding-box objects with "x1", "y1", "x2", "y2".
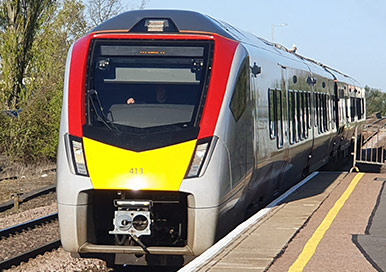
[{"x1": 86, "y1": 40, "x2": 212, "y2": 132}]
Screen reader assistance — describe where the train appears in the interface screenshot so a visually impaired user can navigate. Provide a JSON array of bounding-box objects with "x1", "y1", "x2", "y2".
[{"x1": 57, "y1": 10, "x2": 366, "y2": 267}]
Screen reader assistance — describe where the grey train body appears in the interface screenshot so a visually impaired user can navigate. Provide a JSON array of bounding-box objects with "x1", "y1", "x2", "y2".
[{"x1": 57, "y1": 9, "x2": 365, "y2": 266}]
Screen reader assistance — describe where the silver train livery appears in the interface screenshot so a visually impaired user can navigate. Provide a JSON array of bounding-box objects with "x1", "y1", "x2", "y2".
[{"x1": 57, "y1": 10, "x2": 365, "y2": 266}]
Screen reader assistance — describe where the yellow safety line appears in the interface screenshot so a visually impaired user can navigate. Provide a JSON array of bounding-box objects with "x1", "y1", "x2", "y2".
[{"x1": 289, "y1": 172, "x2": 365, "y2": 272}]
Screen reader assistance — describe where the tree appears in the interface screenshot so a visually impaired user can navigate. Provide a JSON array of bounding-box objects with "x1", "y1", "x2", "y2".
[
  {"x1": 0, "y1": 0, "x2": 55, "y2": 109},
  {"x1": 365, "y1": 86, "x2": 386, "y2": 117},
  {"x1": 0, "y1": 0, "x2": 148, "y2": 163},
  {"x1": 86, "y1": 0, "x2": 148, "y2": 29},
  {"x1": 0, "y1": 0, "x2": 88, "y2": 162}
]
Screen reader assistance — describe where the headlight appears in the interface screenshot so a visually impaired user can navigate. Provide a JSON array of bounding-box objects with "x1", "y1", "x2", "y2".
[
  {"x1": 69, "y1": 135, "x2": 89, "y2": 176},
  {"x1": 186, "y1": 138, "x2": 213, "y2": 178}
]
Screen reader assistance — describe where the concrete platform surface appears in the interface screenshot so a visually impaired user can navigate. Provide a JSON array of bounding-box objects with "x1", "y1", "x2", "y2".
[{"x1": 183, "y1": 171, "x2": 386, "y2": 272}]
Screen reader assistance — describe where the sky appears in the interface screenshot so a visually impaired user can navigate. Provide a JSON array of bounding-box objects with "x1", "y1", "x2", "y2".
[{"x1": 125, "y1": 0, "x2": 386, "y2": 91}]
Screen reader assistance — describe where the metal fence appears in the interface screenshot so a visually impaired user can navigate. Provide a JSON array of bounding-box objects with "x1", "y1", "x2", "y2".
[{"x1": 352, "y1": 124, "x2": 386, "y2": 171}]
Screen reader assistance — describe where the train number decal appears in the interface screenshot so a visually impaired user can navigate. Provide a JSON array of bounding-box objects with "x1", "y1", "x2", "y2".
[{"x1": 129, "y1": 168, "x2": 144, "y2": 174}]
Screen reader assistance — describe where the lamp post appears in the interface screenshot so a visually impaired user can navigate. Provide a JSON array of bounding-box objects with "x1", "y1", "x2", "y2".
[{"x1": 271, "y1": 23, "x2": 288, "y2": 42}]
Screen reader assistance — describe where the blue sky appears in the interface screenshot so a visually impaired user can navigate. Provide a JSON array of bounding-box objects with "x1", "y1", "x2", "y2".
[{"x1": 126, "y1": 0, "x2": 386, "y2": 91}]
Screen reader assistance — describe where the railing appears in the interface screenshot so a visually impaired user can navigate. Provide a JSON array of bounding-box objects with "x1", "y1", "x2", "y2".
[{"x1": 352, "y1": 124, "x2": 386, "y2": 171}]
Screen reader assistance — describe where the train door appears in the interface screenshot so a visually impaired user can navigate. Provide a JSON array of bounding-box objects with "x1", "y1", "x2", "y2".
[
  {"x1": 285, "y1": 69, "x2": 313, "y2": 183},
  {"x1": 270, "y1": 66, "x2": 289, "y2": 195}
]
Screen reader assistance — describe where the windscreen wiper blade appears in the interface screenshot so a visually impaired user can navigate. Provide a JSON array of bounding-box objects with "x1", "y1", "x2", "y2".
[{"x1": 87, "y1": 89, "x2": 119, "y2": 131}]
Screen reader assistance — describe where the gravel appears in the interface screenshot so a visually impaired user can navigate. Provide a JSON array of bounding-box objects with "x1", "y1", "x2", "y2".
[
  {"x1": 0, "y1": 219, "x2": 60, "y2": 262},
  {"x1": 0, "y1": 170, "x2": 111, "y2": 271},
  {"x1": 4, "y1": 248, "x2": 110, "y2": 272},
  {"x1": 0, "y1": 202, "x2": 58, "y2": 229},
  {"x1": 0, "y1": 171, "x2": 56, "y2": 218}
]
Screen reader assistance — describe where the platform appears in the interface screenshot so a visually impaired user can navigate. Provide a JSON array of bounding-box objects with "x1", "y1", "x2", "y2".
[{"x1": 180, "y1": 171, "x2": 386, "y2": 272}]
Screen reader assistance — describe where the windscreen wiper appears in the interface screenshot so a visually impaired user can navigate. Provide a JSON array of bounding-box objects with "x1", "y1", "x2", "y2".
[{"x1": 87, "y1": 89, "x2": 119, "y2": 131}]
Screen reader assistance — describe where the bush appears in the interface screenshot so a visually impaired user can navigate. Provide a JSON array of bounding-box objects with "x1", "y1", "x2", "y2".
[
  {"x1": 0, "y1": 87, "x2": 62, "y2": 163},
  {"x1": 0, "y1": 0, "x2": 86, "y2": 164},
  {"x1": 365, "y1": 86, "x2": 386, "y2": 117}
]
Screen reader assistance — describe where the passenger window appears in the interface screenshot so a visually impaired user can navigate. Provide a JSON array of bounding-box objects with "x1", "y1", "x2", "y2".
[
  {"x1": 361, "y1": 98, "x2": 364, "y2": 119},
  {"x1": 319, "y1": 94, "x2": 324, "y2": 133},
  {"x1": 345, "y1": 97, "x2": 349, "y2": 122},
  {"x1": 358, "y1": 98, "x2": 364, "y2": 119},
  {"x1": 230, "y1": 59, "x2": 249, "y2": 122},
  {"x1": 276, "y1": 90, "x2": 283, "y2": 148},
  {"x1": 314, "y1": 93, "x2": 318, "y2": 130},
  {"x1": 289, "y1": 90, "x2": 296, "y2": 144},
  {"x1": 296, "y1": 92, "x2": 303, "y2": 140},
  {"x1": 331, "y1": 95, "x2": 336, "y2": 123},
  {"x1": 350, "y1": 97, "x2": 355, "y2": 122},
  {"x1": 306, "y1": 92, "x2": 311, "y2": 129},
  {"x1": 269, "y1": 89, "x2": 276, "y2": 139},
  {"x1": 324, "y1": 94, "x2": 328, "y2": 131},
  {"x1": 268, "y1": 88, "x2": 283, "y2": 148}
]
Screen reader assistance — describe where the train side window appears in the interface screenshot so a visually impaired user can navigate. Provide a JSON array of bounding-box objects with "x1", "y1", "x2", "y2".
[
  {"x1": 301, "y1": 92, "x2": 307, "y2": 139},
  {"x1": 289, "y1": 90, "x2": 296, "y2": 144},
  {"x1": 351, "y1": 97, "x2": 356, "y2": 122},
  {"x1": 319, "y1": 94, "x2": 325, "y2": 133},
  {"x1": 269, "y1": 89, "x2": 276, "y2": 138},
  {"x1": 296, "y1": 91, "x2": 303, "y2": 141},
  {"x1": 306, "y1": 92, "x2": 311, "y2": 129},
  {"x1": 230, "y1": 59, "x2": 249, "y2": 122},
  {"x1": 268, "y1": 89, "x2": 275, "y2": 138},
  {"x1": 276, "y1": 90, "x2": 283, "y2": 148},
  {"x1": 316, "y1": 94, "x2": 320, "y2": 132},
  {"x1": 317, "y1": 94, "x2": 322, "y2": 133},
  {"x1": 321, "y1": 94, "x2": 325, "y2": 132},
  {"x1": 331, "y1": 95, "x2": 336, "y2": 123},
  {"x1": 268, "y1": 89, "x2": 283, "y2": 148},
  {"x1": 345, "y1": 97, "x2": 349, "y2": 122},
  {"x1": 313, "y1": 93, "x2": 318, "y2": 129},
  {"x1": 341, "y1": 95, "x2": 345, "y2": 124},
  {"x1": 296, "y1": 92, "x2": 300, "y2": 142},
  {"x1": 361, "y1": 98, "x2": 365, "y2": 119},
  {"x1": 358, "y1": 98, "x2": 364, "y2": 119},
  {"x1": 323, "y1": 94, "x2": 328, "y2": 132},
  {"x1": 327, "y1": 95, "x2": 330, "y2": 130}
]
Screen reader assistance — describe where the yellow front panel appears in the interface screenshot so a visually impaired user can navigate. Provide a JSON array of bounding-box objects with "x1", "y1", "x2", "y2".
[{"x1": 83, "y1": 137, "x2": 196, "y2": 191}]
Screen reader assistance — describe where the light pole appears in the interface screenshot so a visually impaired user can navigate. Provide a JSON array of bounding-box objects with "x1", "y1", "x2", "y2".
[{"x1": 271, "y1": 23, "x2": 288, "y2": 42}]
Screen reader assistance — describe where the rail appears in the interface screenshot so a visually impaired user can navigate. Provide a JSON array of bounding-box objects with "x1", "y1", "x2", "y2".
[
  {"x1": 0, "y1": 184, "x2": 56, "y2": 213},
  {"x1": 0, "y1": 213, "x2": 60, "y2": 269}
]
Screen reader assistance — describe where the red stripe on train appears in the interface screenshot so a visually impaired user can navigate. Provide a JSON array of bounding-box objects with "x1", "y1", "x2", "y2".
[
  {"x1": 67, "y1": 33, "x2": 238, "y2": 139},
  {"x1": 197, "y1": 36, "x2": 238, "y2": 139}
]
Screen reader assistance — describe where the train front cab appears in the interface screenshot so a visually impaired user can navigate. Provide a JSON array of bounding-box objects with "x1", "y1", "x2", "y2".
[{"x1": 56, "y1": 20, "x2": 255, "y2": 265}]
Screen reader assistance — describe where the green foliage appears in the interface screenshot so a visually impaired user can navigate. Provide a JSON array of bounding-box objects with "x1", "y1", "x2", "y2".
[
  {"x1": 365, "y1": 86, "x2": 386, "y2": 117},
  {"x1": 0, "y1": 0, "x2": 147, "y2": 164},
  {"x1": 0, "y1": 0, "x2": 87, "y2": 163},
  {"x1": 0, "y1": 0, "x2": 55, "y2": 109}
]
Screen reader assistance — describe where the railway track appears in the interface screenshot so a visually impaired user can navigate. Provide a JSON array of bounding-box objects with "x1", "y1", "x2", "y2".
[
  {"x1": 0, "y1": 184, "x2": 56, "y2": 213},
  {"x1": 0, "y1": 213, "x2": 60, "y2": 270}
]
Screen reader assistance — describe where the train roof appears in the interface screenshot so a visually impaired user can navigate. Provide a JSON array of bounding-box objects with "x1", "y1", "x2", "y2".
[
  {"x1": 91, "y1": 9, "x2": 361, "y2": 87},
  {"x1": 92, "y1": 9, "x2": 235, "y2": 39}
]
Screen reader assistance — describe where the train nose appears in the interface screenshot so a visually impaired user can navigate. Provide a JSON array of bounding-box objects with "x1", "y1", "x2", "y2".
[{"x1": 83, "y1": 137, "x2": 197, "y2": 191}]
